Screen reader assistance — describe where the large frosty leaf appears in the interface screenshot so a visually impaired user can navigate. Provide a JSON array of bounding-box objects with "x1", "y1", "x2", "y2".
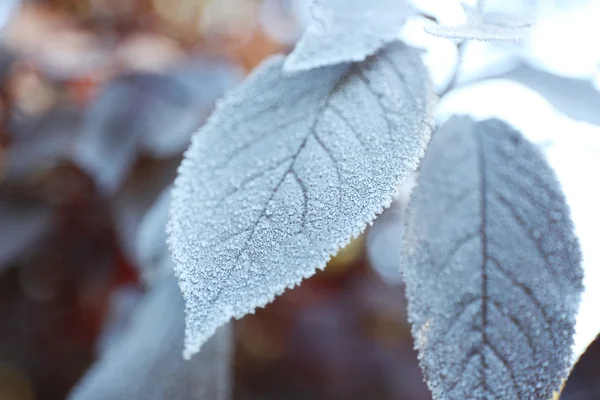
[
  {"x1": 168, "y1": 42, "x2": 434, "y2": 358},
  {"x1": 283, "y1": 0, "x2": 416, "y2": 72},
  {"x1": 68, "y1": 278, "x2": 232, "y2": 400},
  {"x1": 425, "y1": 6, "x2": 533, "y2": 42},
  {"x1": 402, "y1": 117, "x2": 583, "y2": 399}
]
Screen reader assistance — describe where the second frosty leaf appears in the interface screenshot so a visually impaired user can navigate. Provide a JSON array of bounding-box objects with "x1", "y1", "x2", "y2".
[
  {"x1": 168, "y1": 42, "x2": 434, "y2": 358},
  {"x1": 402, "y1": 117, "x2": 583, "y2": 399}
]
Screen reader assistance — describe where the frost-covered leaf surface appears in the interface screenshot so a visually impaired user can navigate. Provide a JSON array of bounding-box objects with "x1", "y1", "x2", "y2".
[
  {"x1": 436, "y1": 79, "x2": 600, "y2": 360},
  {"x1": 168, "y1": 42, "x2": 434, "y2": 358},
  {"x1": 424, "y1": 7, "x2": 533, "y2": 42},
  {"x1": 402, "y1": 117, "x2": 583, "y2": 399},
  {"x1": 283, "y1": 0, "x2": 416, "y2": 72},
  {"x1": 68, "y1": 278, "x2": 232, "y2": 400}
]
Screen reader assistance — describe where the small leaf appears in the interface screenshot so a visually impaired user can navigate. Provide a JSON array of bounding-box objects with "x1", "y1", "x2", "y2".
[
  {"x1": 68, "y1": 279, "x2": 232, "y2": 400},
  {"x1": 402, "y1": 117, "x2": 583, "y2": 399},
  {"x1": 425, "y1": 6, "x2": 533, "y2": 42},
  {"x1": 168, "y1": 42, "x2": 434, "y2": 358},
  {"x1": 283, "y1": 0, "x2": 416, "y2": 72}
]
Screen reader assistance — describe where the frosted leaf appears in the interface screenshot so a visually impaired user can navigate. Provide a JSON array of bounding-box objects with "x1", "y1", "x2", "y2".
[
  {"x1": 424, "y1": 6, "x2": 533, "y2": 42},
  {"x1": 136, "y1": 186, "x2": 174, "y2": 286},
  {"x1": 68, "y1": 278, "x2": 232, "y2": 400},
  {"x1": 402, "y1": 117, "x2": 583, "y2": 399},
  {"x1": 283, "y1": 0, "x2": 416, "y2": 72},
  {"x1": 168, "y1": 42, "x2": 434, "y2": 358}
]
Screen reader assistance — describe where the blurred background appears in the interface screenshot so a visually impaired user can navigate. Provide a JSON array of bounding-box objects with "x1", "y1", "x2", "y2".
[{"x1": 0, "y1": 0, "x2": 599, "y2": 399}]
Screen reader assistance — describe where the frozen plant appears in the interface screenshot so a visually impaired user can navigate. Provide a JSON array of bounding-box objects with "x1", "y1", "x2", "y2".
[{"x1": 122, "y1": 0, "x2": 595, "y2": 399}]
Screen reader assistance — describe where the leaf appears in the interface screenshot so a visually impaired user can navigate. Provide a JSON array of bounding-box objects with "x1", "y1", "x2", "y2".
[
  {"x1": 75, "y1": 62, "x2": 241, "y2": 194},
  {"x1": 283, "y1": 0, "x2": 416, "y2": 73},
  {"x1": 0, "y1": 187, "x2": 53, "y2": 273},
  {"x1": 7, "y1": 105, "x2": 82, "y2": 181},
  {"x1": 68, "y1": 278, "x2": 232, "y2": 400},
  {"x1": 498, "y1": 65, "x2": 600, "y2": 127},
  {"x1": 560, "y1": 333, "x2": 600, "y2": 400},
  {"x1": 365, "y1": 173, "x2": 415, "y2": 284},
  {"x1": 141, "y1": 57, "x2": 244, "y2": 157},
  {"x1": 136, "y1": 186, "x2": 174, "y2": 286},
  {"x1": 168, "y1": 42, "x2": 434, "y2": 358},
  {"x1": 112, "y1": 157, "x2": 179, "y2": 269},
  {"x1": 402, "y1": 117, "x2": 583, "y2": 399},
  {"x1": 424, "y1": 6, "x2": 533, "y2": 42}
]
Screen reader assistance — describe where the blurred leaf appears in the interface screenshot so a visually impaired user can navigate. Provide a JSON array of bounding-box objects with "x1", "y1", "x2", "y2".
[
  {"x1": 168, "y1": 42, "x2": 433, "y2": 359},
  {"x1": 366, "y1": 201, "x2": 405, "y2": 285},
  {"x1": 283, "y1": 0, "x2": 416, "y2": 72},
  {"x1": 141, "y1": 57, "x2": 244, "y2": 157},
  {"x1": 6, "y1": 106, "x2": 82, "y2": 181},
  {"x1": 74, "y1": 73, "x2": 192, "y2": 194},
  {"x1": 0, "y1": 188, "x2": 53, "y2": 273},
  {"x1": 258, "y1": 0, "x2": 308, "y2": 45},
  {"x1": 75, "y1": 59, "x2": 241, "y2": 194},
  {"x1": 68, "y1": 278, "x2": 233, "y2": 400},
  {"x1": 402, "y1": 117, "x2": 583, "y2": 399},
  {"x1": 560, "y1": 333, "x2": 600, "y2": 400},
  {"x1": 111, "y1": 157, "x2": 179, "y2": 269},
  {"x1": 136, "y1": 186, "x2": 172, "y2": 286},
  {"x1": 498, "y1": 65, "x2": 600, "y2": 126}
]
